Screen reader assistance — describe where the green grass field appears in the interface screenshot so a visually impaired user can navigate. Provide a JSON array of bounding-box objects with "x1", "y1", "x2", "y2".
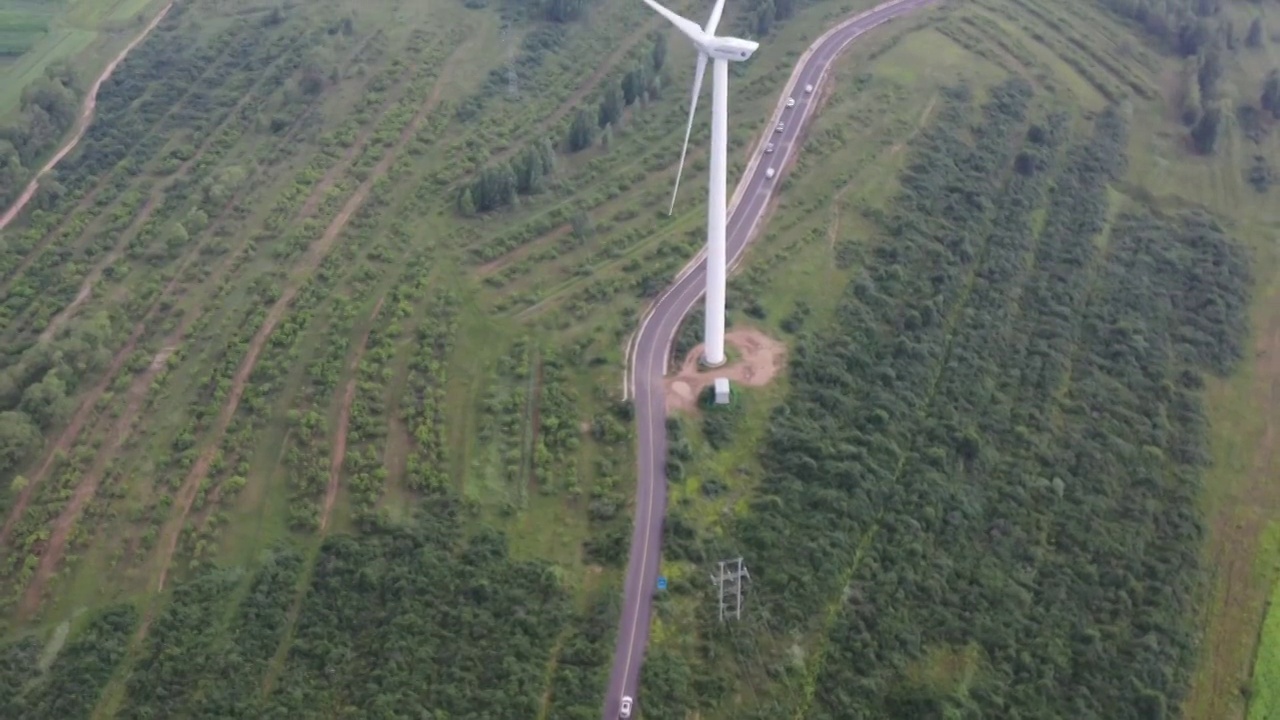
[{"x1": 0, "y1": 0, "x2": 1277, "y2": 715}]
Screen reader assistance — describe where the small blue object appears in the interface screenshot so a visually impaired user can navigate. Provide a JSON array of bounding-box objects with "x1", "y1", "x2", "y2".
[{"x1": 657, "y1": 577, "x2": 668, "y2": 591}]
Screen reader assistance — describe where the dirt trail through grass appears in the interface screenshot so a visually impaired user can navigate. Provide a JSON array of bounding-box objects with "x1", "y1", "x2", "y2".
[
  {"x1": 0, "y1": 32, "x2": 396, "y2": 561},
  {"x1": 13, "y1": 335, "x2": 183, "y2": 620},
  {"x1": 1186, "y1": 315, "x2": 1280, "y2": 720},
  {"x1": 148, "y1": 47, "x2": 463, "y2": 597},
  {"x1": 0, "y1": 2, "x2": 175, "y2": 233},
  {"x1": 321, "y1": 298, "x2": 384, "y2": 531}
]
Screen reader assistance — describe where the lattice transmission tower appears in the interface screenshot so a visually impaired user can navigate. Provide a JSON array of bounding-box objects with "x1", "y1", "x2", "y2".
[{"x1": 711, "y1": 557, "x2": 750, "y2": 622}]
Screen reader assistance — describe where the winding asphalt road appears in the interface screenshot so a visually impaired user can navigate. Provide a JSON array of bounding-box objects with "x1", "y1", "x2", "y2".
[{"x1": 604, "y1": 0, "x2": 939, "y2": 716}]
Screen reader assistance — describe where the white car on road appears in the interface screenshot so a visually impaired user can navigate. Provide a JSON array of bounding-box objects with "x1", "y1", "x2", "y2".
[
  {"x1": 805, "y1": 83, "x2": 814, "y2": 93},
  {"x1": 620, "y1": 695, "x2": 633, "y2": 718},
  {"x1": 765, "y1": 143, "x2": 775, "y2": 153},
  {"x1": 765, "y1": 167, "x2": 776, "y2": 179},
  {"x1": 786, "y1": 96, "x2": 796, "y2": 107},
  {"x1": 775, "y1": 122, "x2": 784, "y2": 133}
]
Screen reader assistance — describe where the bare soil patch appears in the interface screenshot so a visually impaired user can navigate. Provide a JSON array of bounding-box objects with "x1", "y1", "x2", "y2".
[{"x1": 664, "y1": 328, "x2": 787, "y2": 413}]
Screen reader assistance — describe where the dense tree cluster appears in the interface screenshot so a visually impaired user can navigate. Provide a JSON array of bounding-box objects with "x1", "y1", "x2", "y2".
[
  {"x1": 1264, "y1": 69, "x2": 1280, "y2": 116},
  {"x1": 0, "y1": 312, "x2": 114, "y2": 482},
  {"x1": 0, "y1": 63, "x2": 80, "y2": 208},
  {"x1": 773, "y1": 81, "x2": 1241, "y2": 717},
  {"x1": 456, "y1": 27, "x2": 666, "y2": 216},
  {"x1": 542, "y1": 595, "x2": 620, "y2": 719},
  {"x1": 0, "y1": 508, "x2": 574, "y2": 718},
  {"x1": 1098, "y1": 0, "x2": 1224, "y2": 52},
  {"x1": 565, "y1": 32, "x2": 667, "y2": 153},
  {"x1": 263, "y1": 508, "x2": 571, "y2": 718},
  {"x1": 0, "y1": 604, "x2": 137, "y2": 718},
  {"x1": 645, "y1": 78, "x2": 1251, "y2": 718},
  {"x1": 1098, "y1": 0, "x2": 1274, "y2": 152},
  {"x1": 458, "y1": 139, "x2": 556, "y2": 214},
  {"x1": 742, "y1": 0, "x2": 797, "y2": 36}
]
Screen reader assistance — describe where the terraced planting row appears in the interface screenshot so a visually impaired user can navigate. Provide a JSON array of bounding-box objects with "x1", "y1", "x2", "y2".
[
  {"x1": 0, "y1": 3, "x2": 361, "y2": 568},
  {"x1": 0, "y1": 10, "x2": 325, "y2": 335},
  {"x1": 453, "y1": 31, "x2": 855, "y2": 324},
  {"x1": 0, "y1": 1, "x2": 474, "y2": 624}
]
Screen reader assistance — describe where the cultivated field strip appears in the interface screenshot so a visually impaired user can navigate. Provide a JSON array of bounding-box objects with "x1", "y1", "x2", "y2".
[
  {"x1": 0, "y1": 19, "x2": 466, "y2": 618},
  {"x1": 166, "y1": 31, "x2": 470, "y2": 564},
  {"x1": 0, "y1": 27, "x2": 387, "y2": 552},
  {"x1": 0, "y1": 9, "x2": 360, "y2": 543},
  {"x1": 0, "y1": 12, "x2": 304, "y2": 295},
  {"x1": 143, "y1": 27, "x2": 470, "y2": 600},
  {"x1": 25, "y1": 22, "x2": 352, "y2": 347}
]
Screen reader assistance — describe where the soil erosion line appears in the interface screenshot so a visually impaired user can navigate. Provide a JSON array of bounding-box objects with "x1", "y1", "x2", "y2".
[
  {"x1": 148, "y1": 54, "x2": 459, "y2": 596},
  {"x1": 321, "y1": 298, "x2": 384, "y2": 532}
]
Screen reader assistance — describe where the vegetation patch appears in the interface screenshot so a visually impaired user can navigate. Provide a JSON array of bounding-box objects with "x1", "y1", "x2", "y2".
[
  {"x1": 0, "y1": 9, "x2": 49, "y2": 58},
  {"x1": 0, "y1": 508, "x2": 571, "y2": 717},
  {"x1": 644, "y1": 64, "x2": 1255, "y2": 719},
  {"x1": 0, "y1": 0, "x2": 1278, "y2": 716}
]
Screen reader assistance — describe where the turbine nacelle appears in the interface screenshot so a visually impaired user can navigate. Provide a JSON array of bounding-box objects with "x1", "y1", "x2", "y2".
[
  {"x1": 640, "y1": 0, "x2": 757, "y2": 61},
  {"x1": 640, "y1": 0, "x2": 759, "y2": 214},
  {"x1": 696, "y1": 35, "x2": 759, "y2": 62}
]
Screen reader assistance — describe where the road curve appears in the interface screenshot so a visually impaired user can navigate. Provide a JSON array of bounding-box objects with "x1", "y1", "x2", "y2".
[{"x1": 604, "y1": 0, "x2": 939, "y2": 716}]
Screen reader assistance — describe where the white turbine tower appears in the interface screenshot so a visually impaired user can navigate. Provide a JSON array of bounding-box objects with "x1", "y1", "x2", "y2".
[{"x1": 642, "y1": 0, "x2": 759, "y2": 367}]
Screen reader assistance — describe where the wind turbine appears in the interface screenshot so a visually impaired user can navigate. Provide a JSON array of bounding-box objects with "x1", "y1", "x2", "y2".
[{"x1": 642, "y1": 0, "x2": 759, "y2": 367}]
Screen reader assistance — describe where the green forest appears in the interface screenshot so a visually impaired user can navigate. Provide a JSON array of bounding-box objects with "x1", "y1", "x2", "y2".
[
  {"x1": 0, "y1": 501, "x2": 592, "y2": 718},
  {"x1": 647, "y1": 77, "x2": 1251, "y2": 718},
  {"x1": 0, "y1": 0, "x2": 1273, "y2": 714}
]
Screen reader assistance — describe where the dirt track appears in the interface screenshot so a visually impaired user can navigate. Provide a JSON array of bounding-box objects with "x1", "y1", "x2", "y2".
[
  {"x1": 0, "y1": 2, "x2": 175, "y2": 233},
  {"x1": 322, "y1": 298, "x2": 384, "y2": 532},
  {"x1": 148, "y1": 40, "x2": 471, "y2": 595}
]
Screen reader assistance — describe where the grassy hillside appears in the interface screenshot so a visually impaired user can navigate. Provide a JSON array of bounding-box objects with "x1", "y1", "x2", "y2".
[
  {"x1": 0, "y1": 0, "x2": 1277, "y2": 716},
  {"x1": 0, "y1": 0, "x2": 173, "y2": 141},
  {"x1": 639, "y1": 1, "x2": 1280, "y2": 720},
  {"x1": 0, "y1": 0, "x2": 902, "y2": 715}
]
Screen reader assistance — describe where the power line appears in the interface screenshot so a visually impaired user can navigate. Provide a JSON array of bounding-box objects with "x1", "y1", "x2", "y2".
[
  {"x1": 711, "y1": 557, "x2": 750, "y2": 622},
  {"x1": 698, "y1": 533, "x2": 807, "y2": 717}
]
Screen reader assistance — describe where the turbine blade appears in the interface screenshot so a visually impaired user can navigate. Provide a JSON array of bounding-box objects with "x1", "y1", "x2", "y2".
[
  {"x1": 669, "y1": 52, "x2": 707, "y2": 216},
  {"x1": 704, "y1": 0, "x2": 727, "y2": 34},
  {"x1": 639, "y1": 0, "x2": 705, "y2": 42}
]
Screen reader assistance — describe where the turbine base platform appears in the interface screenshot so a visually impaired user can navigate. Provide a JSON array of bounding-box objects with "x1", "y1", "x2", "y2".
[{"x1": 699, "y1": 353, "x2": 727, "y2": 370}]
